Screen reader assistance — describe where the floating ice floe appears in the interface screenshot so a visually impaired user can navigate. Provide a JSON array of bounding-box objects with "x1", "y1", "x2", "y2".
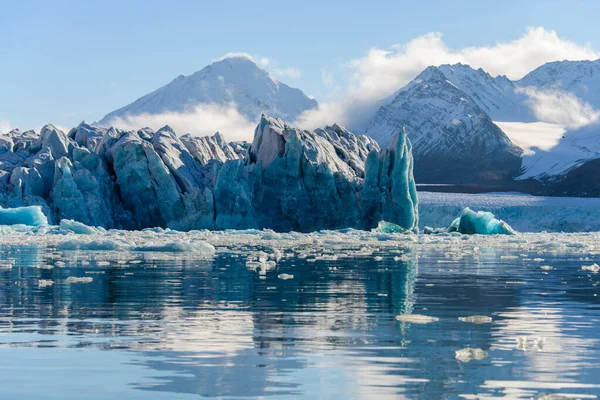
[
  {"x1": 395, "y1": 314, "x2": 439, "y2": 324},
  {"x1": 581, "y1": 263, "x2": 600, "y2": 273},
  {"x1": 65, "y1": 277, "x2": 93, "y2": 284},
  {"x1": 133, "y1": 240, "x2": 216, "y2": 253},
  {"x1": 516, "y1": 336, "x2": 546, "y2": 352},
  {"x1": 277, "y1": 273, "x2": 294, "y2": 280},
  {"x1": 38, "y1": 279, "x2": 54, "y2": 287},
  {"x1": 60, "y1": 219, "x2": 105, "y2": 235},
  {"x1": 458, "y1": 315, "x2": 493, "y2": 324},
  {"x1": 455, "y1": 348, "x2": 488, "y2": 362}
]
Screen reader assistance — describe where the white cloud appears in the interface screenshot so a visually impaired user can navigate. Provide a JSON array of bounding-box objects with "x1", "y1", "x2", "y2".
[
  {"x1": 295, "y1": 27, "x2": 600, "y2": 131},
  {"x1": 518, "y1": 86, "x2": 600, "y2": 128},
  {"x1": 496, "y1": 121, "x2": 567, "y2": 154},
  {"x1": 0, "y1": 119, "x2": 11, "y2": 134},
  {"x1": 271, "y1": 67, "x2": 301, "y2": 79},
  {"x1": 321, "y1": 68, "x2": 333, "y2": 87},
  {"x1": 103, "y1": 103, "x2": 256, "y2": 142},
  {"x1": 211, "y1": 52, "x2": 256, "y2": 63},
  {"x1": 212, "y1": 52, "x2": 302, "y2": 80}
]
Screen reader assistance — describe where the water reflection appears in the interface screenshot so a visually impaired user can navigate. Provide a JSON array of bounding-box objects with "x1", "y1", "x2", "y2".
[{"x1": 0, "y1": 244, "x2": 599, "y2": 399}]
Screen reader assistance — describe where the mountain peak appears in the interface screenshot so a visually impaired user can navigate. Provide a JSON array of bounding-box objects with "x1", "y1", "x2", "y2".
[{"x1": 98, "y1": 55, "x2": 317, "y2": 127}]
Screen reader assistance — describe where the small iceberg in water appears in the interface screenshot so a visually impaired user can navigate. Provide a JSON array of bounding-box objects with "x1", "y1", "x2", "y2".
[
  {"x1": 449, "y1": 207, "x2": 516, "y2": 235},
  {"x1": 0, "y1": 205, "x2": 47, "y2": 226}
]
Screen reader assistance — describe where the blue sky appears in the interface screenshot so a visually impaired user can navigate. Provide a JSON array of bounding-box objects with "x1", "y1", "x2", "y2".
[{"x1": 1, "y1": 0, "x2": 600, "y2": 131}]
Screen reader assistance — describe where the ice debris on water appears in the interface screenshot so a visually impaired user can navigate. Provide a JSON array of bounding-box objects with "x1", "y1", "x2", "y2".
[
  {"x1": 277, "y1": 273, "x2": 294, "y2": 280},
  {"x1": 455, "y1": 348, "x2": 488, "y2": 362},
  {"x1": 449, "y1": 207, "x2": 516, "y2": 235},
  {"x1": 540, "y1": 265, "x2": 553, "y2": 271},
  {"x1": 60, "y1": 219, "x2": 105, "y2": 235},
  {"x1": 133, "y1": 240, "x2": 216, "y2": 253},
  {"x1": 38, "y1": 279, "x2": 54, "y2": 287},
  {"x1": 581, "y1": 263, "x2": 600, "y2": 273},
  {"x1": 65, "y1": 277, "x2": 93, "y2": 284},
  {"x1": 458, "y1": 315, "x2": 492, "y2": 324},
  {"x1": 516, "y1": 336, "x2": 545, "y2": 351},
  {"x1": 395, "y1": 314, "x2": 439, "y2": 324}
]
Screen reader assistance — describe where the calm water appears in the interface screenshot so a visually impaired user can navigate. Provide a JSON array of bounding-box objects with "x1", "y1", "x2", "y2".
[{"x1": 0, "y1": 242, "x2": 599, "y2": 399}]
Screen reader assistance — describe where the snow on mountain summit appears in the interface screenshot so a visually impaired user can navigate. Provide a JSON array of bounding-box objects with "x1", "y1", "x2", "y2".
[
  {"x1": 517, "y1": 58, "x2": 600, "y2": 107},
  {"x1": 98, "y1": 55, "x2": 317, "y2": 126},
  {"x1": 436, "y1": 63, "x2": 532, "y2": 121}
]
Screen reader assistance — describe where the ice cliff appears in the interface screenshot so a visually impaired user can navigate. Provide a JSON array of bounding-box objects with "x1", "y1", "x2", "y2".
[{"x1": 0, "y1": 116, "x2": 419, "y2": 232}]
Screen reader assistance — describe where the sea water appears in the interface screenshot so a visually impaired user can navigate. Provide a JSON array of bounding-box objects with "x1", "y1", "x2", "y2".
[{"x1": 0, "y1": 229, "x2": 599, "y2": 399}]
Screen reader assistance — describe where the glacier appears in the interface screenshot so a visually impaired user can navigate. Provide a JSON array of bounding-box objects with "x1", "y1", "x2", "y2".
[{"x1": 0, "y1": 115, "x2": 419, "y2": 233}]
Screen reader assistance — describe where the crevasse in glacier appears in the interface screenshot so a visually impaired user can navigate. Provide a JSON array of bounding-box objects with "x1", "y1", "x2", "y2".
[{"x1": 0, "y1": 116, "x2": 419, "y2": 232}]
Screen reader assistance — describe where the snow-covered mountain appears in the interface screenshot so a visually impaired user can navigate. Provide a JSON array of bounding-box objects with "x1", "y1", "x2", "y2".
[
  {"x1": 436, "y1": 63, "x2": 531, "y2": 121},
  {"x1": 361, "y1": 59, "x2": 600, "y2": 188},
  {"x1": 98, "y1": 56, "x2": 317, "y2": 125},
  {"x1": 363, "y1": 66, "x2": 522, "y2": 183},
  {"x1": 517, "y1": 59, "x2": 600, "y2": 106}
]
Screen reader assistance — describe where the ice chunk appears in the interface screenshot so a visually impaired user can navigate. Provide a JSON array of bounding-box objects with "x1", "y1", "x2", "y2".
[
  {"x1": 59, "y1": 219, "x2": 103, "y2": 235},
  {"x1": 459, "y1": 315, "x2": 492, "y2": 324},
  {"x1": 395, "y1": 314, "x2": 439, "y2": 324},
  {"x1": 455, "y1": 348, "x2": 488, "y2": 362},
  {"x1": 581, "y1": 263, "x2": 600, "y2": 273},
  {"x1": 450, "y1": 207, "x2": 516, "y2": 235},
  {"x1": 277, "y1": 273, "x2": 294, "y2": 280},
  {"x1": 65, "y1": 276, "x2": 93, "y2": 284},
  {"x1": 38, "y1": 279, "x2": 54, "y2": 287},
  {"x1": 373, "y1": 220, "x2": 407, "y2": 234},
  {"x1": 57, "y1": 239, "x2": 124, "y2": 251},
  {"x1": 0, "y1": 205, "x2": 48, "y2": 226},
  {"x1": 133, "y1": 240, "x2": 215, "y2": 254}
]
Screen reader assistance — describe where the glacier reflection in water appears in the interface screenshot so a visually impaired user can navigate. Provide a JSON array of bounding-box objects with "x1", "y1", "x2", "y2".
[{"x1": 0, "y1": 235, "x2": 599, "y2": 399}]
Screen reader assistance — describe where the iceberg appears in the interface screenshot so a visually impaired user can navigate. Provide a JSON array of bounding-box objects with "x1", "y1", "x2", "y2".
[
  {"x1": 0, "y1": 205, "x2": 47, "y2": 226},
  {"x1": 373, "y1": 220, "x2": 408, "y2": 234},
  {"x1": 0, "y1": 116, "x2": 419, "y2": 233},
  {"x1": 450, "y1": 207, "x2": 516, "y2": 235},
  {"x1": 59, "y1": 219, "x2": 104, "y2": 235}
]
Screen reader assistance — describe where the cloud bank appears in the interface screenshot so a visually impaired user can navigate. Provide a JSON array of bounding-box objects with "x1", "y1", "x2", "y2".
[
  {"x1": 295, "y1": 27, "x2": 600, "y2": 130},
  {"x1": 0, "y1": 120, "x2": 11, "y2": 134},
  {"x1": 518, "y1": 86, "x2": 600, "y2": 128},
  {"x1": 103, "y1": 104, "x2": 257, "y2": 142},
  {"x1": 213, "y1": 52, "x2": 301, "y2": 79}
]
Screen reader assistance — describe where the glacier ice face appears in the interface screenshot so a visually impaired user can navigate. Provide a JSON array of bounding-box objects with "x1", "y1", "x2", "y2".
[
  {"x1": 450, "y1": 207, "x2": 516, "y2": 235},
  {"x1": 0, "y1": 115, "x2": 419, "y2": 233},
  {"x1": 217, "y1": 115, "x2": 418, "y2": 232}
]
